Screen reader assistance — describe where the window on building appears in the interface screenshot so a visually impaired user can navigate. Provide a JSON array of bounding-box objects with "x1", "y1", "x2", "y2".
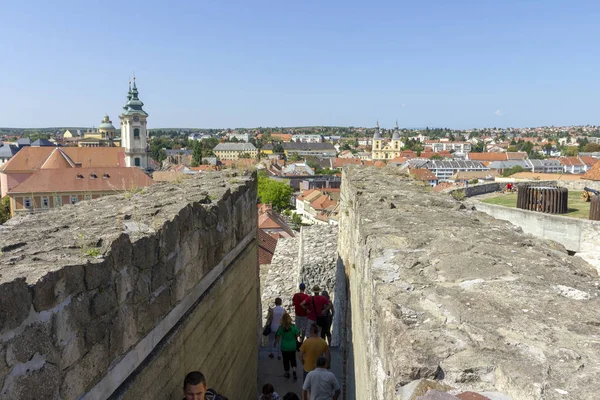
[
  {"x1": 84, "y1": 194, "x2": 92, "y2": 201},
  {"x1": 54, "y1": 196, "x2": 62, "y2": 207},
  {"x1": 24, "y1": 197, "x2": 32, "y2": 209},
  {"x1": 134, "y1": 128, "x2": 140, "y2": 138},
  {"x1": 42, "y1": 197, "x2": 49, "y2": 209},
  {"x1": 134, "y1": 157, "x2": 141, "y2": 167},
  {"x1": 70, "y1": 195, "x2": 78, "y2": 205}
]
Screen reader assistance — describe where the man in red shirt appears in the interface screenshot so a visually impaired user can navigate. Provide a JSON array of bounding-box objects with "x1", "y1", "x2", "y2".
[
  {"x1": 300, "y1": 285, "x2": 331, "y2": 337},
  {"x1": 292, "y1": 283, "x2": 310, "y2": 341}
]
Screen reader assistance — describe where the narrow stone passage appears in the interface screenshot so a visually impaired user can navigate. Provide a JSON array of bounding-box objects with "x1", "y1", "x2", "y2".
[{"x1": 257, "y1": 346, "x2": 344, "y2": 398}]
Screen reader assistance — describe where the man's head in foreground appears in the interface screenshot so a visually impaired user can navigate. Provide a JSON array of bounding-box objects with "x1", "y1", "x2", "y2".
[{"x1": 183, "y1": 371, "x2": 207, "y2": 400}]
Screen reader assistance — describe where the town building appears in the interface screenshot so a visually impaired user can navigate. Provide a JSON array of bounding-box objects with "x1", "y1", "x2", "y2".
[
  {"x1": 409, "y1": 159, "x2": 489, "y2": 181},
  {"x1": 525, "y1": 159, "x2": 563, "y2": 174},
  {"x1": 120, "y1": 78, "x2": 150, "y2": 169},
  {"x1": 78, "y1": 115, "x2": 121, "y2": 148},
  {"x1": 410, "y1": 168, "x2": 439, "y2": 187},
  {"x1": 291, "y1": 134, "x2": 324, "y2": 143},
  {"x1": 63, "y1": 129, "x2": 83, "y2": 139},
  {"x1": 258, "y1": 204, "x2": 295, "y2": 238},
  {"x1": 188, "y1": 133, "x2": 216, "y2": 141},
  {"x1": 227, "y1": 132, "x2": 252, "y2": 142},
  {"x1": 428, "y1": 141, "x2": 472, "y2": 154},
  {"x1": 0, "y1": 145, "x2": 19, "y2": 166},
  {"x1": 559, "y1": 156, "x2": 588, "y2": 174},
  {"x1": 295, "y1": 188, "x2": 340, "y2": 225},
  {"x1": 213, "y1": 142, "x2": 258, "y2": 160},
  {"x1": 6, "y1": 167, "x2": 153, "y2": 216},
  {"x1": 371, "y1": 121, "x2": 403, "y2": 160},
  {"x1": 0, "y1": 146, "x2": 128, "y2": 198},
  {"x1": 280, "y1": 142, "x2": 337, "y2": 158}
]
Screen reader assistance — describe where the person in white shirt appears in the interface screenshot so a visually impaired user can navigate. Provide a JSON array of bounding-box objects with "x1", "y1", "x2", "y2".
[
  {"x1": 302, "y1": 357, "x2": 340, "y2": 400},
  {"x1": 267, "y1": 297, "x2": 286, "y2": 359}
]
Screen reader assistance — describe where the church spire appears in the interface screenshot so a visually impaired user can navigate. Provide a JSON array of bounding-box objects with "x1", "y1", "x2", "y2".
[
  {"x1": 395, "y1": 119, "x2": 399, "y2": 130},
  {"x1": 373, "y1": 120, "x2": 382, "y2": 140}
]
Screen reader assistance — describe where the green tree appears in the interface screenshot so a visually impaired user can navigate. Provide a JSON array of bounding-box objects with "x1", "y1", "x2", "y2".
[
  {"x1": 287, "y1": 152, "x2": 303, "y2": 162},
  {"x1": 291, "y1": 212, "x2": 303, "y2": 228},
  {"x1": 0, "y1": 196, "x2": 10, "y2": 225},
  {"x1": 502, "y1": 165, "x2": 524, "y2": 177},
  {"x1": 564, "y1": 147, "x2": 579, "y2": 156},
  {"x1": 272, "y1": 142, "x2": 284, "y2": 153},
  {"x1": 257, "y1": 173, "x2": 293, "y2": 211},
  {"x1": 583, "y1": 143, "x2": 600, "y2": 153},
  {"x1": 192, "y1": 141, "x2": 203, "y2": 167},
  {"x1": 429, "y1": 154, "x2": 443, "y2": 160}
]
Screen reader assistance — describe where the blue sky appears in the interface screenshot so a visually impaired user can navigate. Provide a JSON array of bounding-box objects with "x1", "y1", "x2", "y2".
[{"x1": 1, "y1": 0, "x2": 599, "y2": 129}]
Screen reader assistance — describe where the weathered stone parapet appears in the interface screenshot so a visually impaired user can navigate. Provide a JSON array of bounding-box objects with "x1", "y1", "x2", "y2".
[
  {"x1": 339, "y1": 166, "x2": 600, "y2": 400},
  {"x1": 0, "y1": 171, "x2": 258, "y2": 400}
]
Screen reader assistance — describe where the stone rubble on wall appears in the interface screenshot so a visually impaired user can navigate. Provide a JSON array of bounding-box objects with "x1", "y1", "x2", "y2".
[
  {"x1": 259, "y1": 224, "x2": 338, "y2": 326},
  {"x1": 339, "y1": 166, "x2": 600, "y2": 400},
  {"x1": 299, "y1": 224, "x2": 338, "y2": 296},
  {"x1": 260, "y1": 236, "x2": 299, "y2": 323}
]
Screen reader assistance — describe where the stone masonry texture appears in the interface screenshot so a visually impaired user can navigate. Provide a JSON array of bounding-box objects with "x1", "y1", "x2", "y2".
[
  {"x1": 338, "y1": 166, "x2": 600, "y2": 400},
  {"x1": 260, "y1": 225, "x2": 338, "y2": 326},
  {"x1": 0, "y1": 171, "x2": 258, "y2": 400}
]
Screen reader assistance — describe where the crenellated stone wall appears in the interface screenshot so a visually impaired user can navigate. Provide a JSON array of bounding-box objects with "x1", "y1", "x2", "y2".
[
  {"x1": 0, "y1": 171, "x2": 259, "y2": 400},
  {"x1": 338, "y1": 166, "x2": 600, "y2": 400}
]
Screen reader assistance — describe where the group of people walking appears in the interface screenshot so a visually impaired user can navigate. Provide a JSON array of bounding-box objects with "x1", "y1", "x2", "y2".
[{"x1": 263, "y1": 283, "x2": 340, "y2": 400}]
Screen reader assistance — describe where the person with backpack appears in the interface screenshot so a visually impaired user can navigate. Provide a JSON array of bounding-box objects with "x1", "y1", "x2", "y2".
[
  {"x1": 274, "y1": 313, "x2": 300, "y2": 379},
  {"x1": 266, "y1": 297, "x2": 286, "y2": 359},
  {"x1": 300, "y1": 285, "x2": 331, "y2": 336},
  {"x1": 292, "y1": 283, "x2": 310, "y2": 341},
  {"x1": 182, "y1": 371, "x2": 229, "y2": 400}
]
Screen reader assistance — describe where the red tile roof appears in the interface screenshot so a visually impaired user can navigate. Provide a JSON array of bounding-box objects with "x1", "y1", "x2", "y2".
[
  {"x1": 582, "y1": 161, "x2": 600, "y2": 181},
  {"x1": 579, "y1": 156, "x2": 599, "y2": 167},
  {"x1": 258, "y1": 229, "x2": 278, "y2": 265},
  {"x1": 0, "y1": 146, "x2": 125, "y2": 173},
  {"x1": 331, "y1": 158, "x2": 362, "y2": 168},
  {"x1": 8, "y1": 167, "x2": 154, "y2": 194},
  {"x1": 258, "y1": 209, "x2": 295, "y2": 237},
  {"x1": 410, "y1": 168, "x2": 438, "y2": 181},
  {"x1": 468, "y1": 152, "x2": 507, "y2": 162},
  {"x1": 559, "y1": 156, "x2": 584, "y2": 166},
  {"x1": 506, "y1": 152, "x2": 528, "y2": 160}
]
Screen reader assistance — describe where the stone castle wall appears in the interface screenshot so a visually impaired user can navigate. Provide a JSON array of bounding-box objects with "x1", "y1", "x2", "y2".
[
  {"x1": 338, "y1": 166, "x2": 600, "y2": 400},
  {"x1": 259, "y1": 225, "x2": 338, "y2": 327},
  {"x1": 0, "y1": 172, "x2": 258, "y2": 400}
]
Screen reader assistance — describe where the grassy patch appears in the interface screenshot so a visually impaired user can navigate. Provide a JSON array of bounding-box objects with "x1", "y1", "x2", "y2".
[{"x1": 482, "y1": 192, "x2": 591, "y2": 219}]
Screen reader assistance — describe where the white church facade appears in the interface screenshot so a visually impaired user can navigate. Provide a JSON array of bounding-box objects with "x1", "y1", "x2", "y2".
[{"x1": 119, "y1": 78, "x2": 150, "y2": 169}]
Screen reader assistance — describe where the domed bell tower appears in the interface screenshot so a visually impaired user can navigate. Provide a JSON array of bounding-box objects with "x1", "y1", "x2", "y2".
[{"x1": 120, "y1": 77, "x2": 149, "y2": 169}]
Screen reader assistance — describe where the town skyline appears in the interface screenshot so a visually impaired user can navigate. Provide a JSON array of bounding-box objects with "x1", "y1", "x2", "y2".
[{"x1": 1, "y1": 1, "x2": 600, "y2": 129}]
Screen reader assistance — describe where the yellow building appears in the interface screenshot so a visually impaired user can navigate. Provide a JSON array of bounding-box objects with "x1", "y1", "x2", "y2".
[
  {"x1": 78, "y1": 115, "x2": 121, "y2": 147},
  {"x1": 372, "y1": 121, "x2": 403, "y2": 160},
  {"x1": 213, "y1": 143, "x2": 258, "y2": 160}
]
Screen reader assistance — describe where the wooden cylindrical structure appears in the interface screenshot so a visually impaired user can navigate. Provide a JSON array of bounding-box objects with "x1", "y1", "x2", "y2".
[
  {"x1": 590, "y1": 195, "x2": 600, "y2": 221},
  {"x1": 517, "y1": 185, "x2": 568, "y2": 214}
]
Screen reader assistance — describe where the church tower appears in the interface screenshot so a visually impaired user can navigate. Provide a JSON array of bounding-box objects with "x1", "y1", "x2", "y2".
[
  {"x1": 371, "y1": 120, "x2": 382, "y2": 159},
  {"x1": 392, "y1": 120, "x2": 401, "y2": 151},
  {"x1": 120, "y1": 78, "x2": 149, "y2": 169}
]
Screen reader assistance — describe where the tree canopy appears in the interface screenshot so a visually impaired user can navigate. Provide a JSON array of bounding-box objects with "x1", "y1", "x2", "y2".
[
  {"x1": 257, "y1": 173, "x2": 293, "y2": 211},
  {"x1": 0, "y1": 196, "x2": 10, "y2": 225}
]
